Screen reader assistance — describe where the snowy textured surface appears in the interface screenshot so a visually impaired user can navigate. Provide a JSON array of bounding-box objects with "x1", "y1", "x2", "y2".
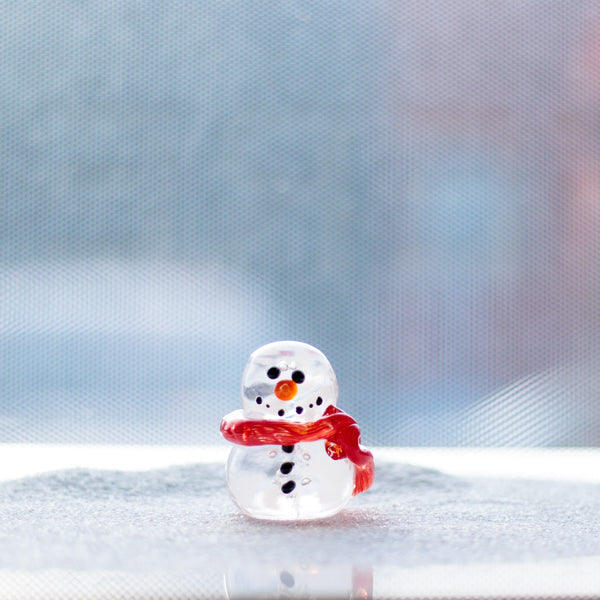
[{"x1": 1, "y1": 448, "x2": 599, "y2": 599}]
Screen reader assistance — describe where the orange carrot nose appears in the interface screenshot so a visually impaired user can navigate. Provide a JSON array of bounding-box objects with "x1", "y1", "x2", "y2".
[{"x1": 274, "y1": 379, "x2": 297, "y2": 401}]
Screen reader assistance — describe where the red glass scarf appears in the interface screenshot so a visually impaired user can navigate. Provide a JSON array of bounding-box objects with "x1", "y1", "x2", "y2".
[{"x1": 220, "y1": 405, "x2": 374, "y2": 495}]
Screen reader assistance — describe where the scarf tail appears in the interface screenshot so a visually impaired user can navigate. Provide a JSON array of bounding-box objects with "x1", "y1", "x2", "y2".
[{"x1": 328, "y1": 421, "x2": 375, "y2": 495}]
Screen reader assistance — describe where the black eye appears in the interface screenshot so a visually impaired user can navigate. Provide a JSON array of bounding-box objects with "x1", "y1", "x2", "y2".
[
  {"x1": 291, "y1": 370, "x2": 305, "y2": 384},
  {"x1": 267, "y1": 367, "x2": 280, "y2": 379}
]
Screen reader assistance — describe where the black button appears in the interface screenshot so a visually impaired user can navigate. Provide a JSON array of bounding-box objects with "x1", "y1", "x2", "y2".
[
  {"x1": 280, "y1": 462, "x2": 294, "y2": 475},
  {"x1": 281, "y1": 481, "x2": 296, "y2": 494},
  {"x1": 281, "y1": 445, "x2": 294, "y2": 453}
]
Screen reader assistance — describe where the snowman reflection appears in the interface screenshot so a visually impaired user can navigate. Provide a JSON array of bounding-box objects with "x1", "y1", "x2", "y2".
[
  {"x1": 221, "y1": 341, "x2": 374, "y2": 520},
  {"x1": 224, "y1": 563, "x2": 373, "y2": 600}
]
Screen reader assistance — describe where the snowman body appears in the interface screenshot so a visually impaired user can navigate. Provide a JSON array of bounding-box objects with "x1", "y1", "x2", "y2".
[
  {"x1": 227, "y1": 440, "x2": 354, "y2": 520},
  {"x1": 224, "y1": 341, "x2": 355, "y2": 520}
]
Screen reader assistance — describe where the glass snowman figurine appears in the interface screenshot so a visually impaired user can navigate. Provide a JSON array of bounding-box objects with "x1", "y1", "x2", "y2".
[{"x1": 221, "y1": 341, "x2": 374, "y2": 520}]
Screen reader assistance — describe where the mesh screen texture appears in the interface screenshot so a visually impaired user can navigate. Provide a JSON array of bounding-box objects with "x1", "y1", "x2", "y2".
[{"x1": 2, "y1": 0, "x2": 600, "y2": 446}]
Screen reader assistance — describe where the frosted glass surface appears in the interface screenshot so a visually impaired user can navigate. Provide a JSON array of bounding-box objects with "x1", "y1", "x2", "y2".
[{"x1": 0, "y1": 446, "x2": 599, "y2": 599}]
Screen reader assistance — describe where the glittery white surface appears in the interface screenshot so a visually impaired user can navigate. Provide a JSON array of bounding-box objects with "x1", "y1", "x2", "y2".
[{"x1": 0, "y1": 446, "x2": 599, "y2": 599}]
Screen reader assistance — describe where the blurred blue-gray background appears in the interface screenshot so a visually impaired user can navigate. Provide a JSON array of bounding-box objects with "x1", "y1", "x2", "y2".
[{"x1": 2, "y1": 1, "x2": 600, "y2": 445}]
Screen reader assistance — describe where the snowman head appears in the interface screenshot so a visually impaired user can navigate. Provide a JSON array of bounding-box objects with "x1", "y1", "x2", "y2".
[{"x1": 241, "y1": 341, "x2": 338, "y2": 422}]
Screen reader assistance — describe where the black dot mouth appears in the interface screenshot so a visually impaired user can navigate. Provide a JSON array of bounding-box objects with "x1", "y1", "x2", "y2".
[
  {"x1": 277, "y1": 409, "x2": 285, "y2": 417},
  {"x1": 295, "y1": 406, "x2": 303, "y2": 414}
]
